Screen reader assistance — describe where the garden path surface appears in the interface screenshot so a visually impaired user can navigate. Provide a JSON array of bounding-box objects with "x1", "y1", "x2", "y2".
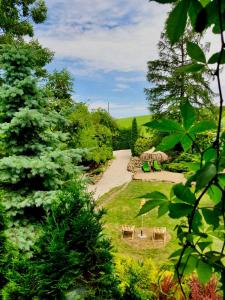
[
  {"x1": 133, "y1": 170, "x2": 186, "y2": 184},
  {"x1": 88, "y1": 149, "x2": 132, "y2": 200}
]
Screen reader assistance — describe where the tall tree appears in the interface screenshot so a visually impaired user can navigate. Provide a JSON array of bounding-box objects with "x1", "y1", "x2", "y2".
[
  {"x1": 0, "y1": 0, "x2": 52, "y2": 78},
  {"x1": 0, "y1": 0, "x2": 47, "y2": 39},
  {"x1": 130, "y1": 118, "x2": 138, "y2": 156},
  {"x1": 145, "y1": 29, "x2": 215, "y2": 120},
  {"x1": 0, "y1": 45, "x2": 82, "y2": 250}
]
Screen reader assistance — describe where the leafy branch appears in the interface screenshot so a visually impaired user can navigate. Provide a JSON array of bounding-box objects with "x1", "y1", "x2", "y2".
[{"x1": 140, "y1": 0, "x2": 225, "y2": 298}]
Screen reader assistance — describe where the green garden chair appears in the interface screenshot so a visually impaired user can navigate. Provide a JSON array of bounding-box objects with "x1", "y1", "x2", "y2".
[
  {"x1": 142, "y1": 161, "x2": 151, "y2": 172},
  {"x1": 153, "y1": 160, "x2": 161, "y2": 171}
]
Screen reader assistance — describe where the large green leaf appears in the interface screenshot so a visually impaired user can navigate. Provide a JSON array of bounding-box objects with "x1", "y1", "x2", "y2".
[
  {"x1": 197, "y1": 261, "x2": 212, "y2": 284},
  {"x1": 196, "y1": 163, "x2": 216, "y2": 190},
  {"x1": 137, "y1": 199, "x2": 168, "y2": 216},
  {"x1": 169, "y1": 203, "x2": 193, "y2": 218},
  {"x1": 166, "y1": 0, "x2": 190, "y2": 44},
  {"x1": 181, "y1": 135, "x2": 193, "y2": 152},
  {"x1": 188, "y1": 0, "x2": 203, "y2": 28},
  {"x1": 187, "y1": 41, "x2": 206, "y2": 63},
  {"x1": 189, "y1": 120, "x2": 216, "y2": 134},
  {"x1": 208, "y1": 50, "x2": 225, "y2": 64},
  {"x1": 145, "y1": 119, "x2": 183, "y2": 133},
  {"x1": 192, "y1": 210, "x2": 203, "y2": 230},
  {"x1": 218, "y1": 174, "x2": 225, "y2": 189},
  {"x1": 202, "y1": 208, "x2": 220, "y2": 229},
  {"x1": 207, "y1": 185, "x2": 222, "y2": 205},
  {"x1": 157, "y1": 133, "x2": 184, "y2": 151},
  {"x1": 197, "y1": 241, "x2": 212, "y2": 252},
  {"x1": 203, "y1": 148, "x2": 217, "y2": 163},
  {"x1": 173, "y1": 183, "x2": 196, "y2": 204},
  {"x1": 176, "y1": 63, "x2": 204, "y2": 73},
  {"x1": 195, "y1": 8, "x2": 208, "y2": 33},
  {"x1": 139, "y1": 191, "x2": 168, "y2": 201},
  {"x1": 158, "y1": 202, "x2": 169, "y2": 217},
  {"x1": 181, "y1": 100, "x2": 196, "y2": 130},
  {"x1": 182, "y1": 255, "x2": 198, "y2": 275},
  {"x1": 137, "y1": 192, "x2": 168, "y2": 216}
]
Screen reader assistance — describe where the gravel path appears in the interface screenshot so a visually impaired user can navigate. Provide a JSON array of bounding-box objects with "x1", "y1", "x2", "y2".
[
  {"x1": 88, "y1": 150, "x2": 132, "y2": 200},
  {"x1": 133, "y1": 170, "x2": 186, "y2": 184}
]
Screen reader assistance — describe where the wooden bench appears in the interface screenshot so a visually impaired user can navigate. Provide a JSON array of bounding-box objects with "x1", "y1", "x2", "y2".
[
  {"x1": 152, "y1": 227, "x2": 167, "y2": 245},
  {"x1": 121, "y1": 225, "x2": 135, "y2": 240}
]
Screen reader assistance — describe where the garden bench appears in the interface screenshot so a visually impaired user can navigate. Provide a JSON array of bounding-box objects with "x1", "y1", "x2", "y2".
[
  {"x1": 152, "y1": 227, "x2": 166, "y2": 245},
  {"x1": 121, "y1": 225, "x2": 135, "y2": 240}
]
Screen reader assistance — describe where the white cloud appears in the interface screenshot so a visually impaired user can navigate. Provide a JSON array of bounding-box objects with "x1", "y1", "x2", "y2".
[
  {"x1": 116, "y1": 75, "x2": 145, "y2": 83},
  {"x1": 113, "y1": 83, "x2": 130, "y2": 91},
  {"x1": 87, "y1": 100, "x2": 149, "y2": 118},
  {"x1": 37, "y1": 0, "x2": 169, "y2": 73}
]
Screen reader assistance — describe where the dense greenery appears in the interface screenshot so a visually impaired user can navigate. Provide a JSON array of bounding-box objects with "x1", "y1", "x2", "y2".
[
  {"x1": 145, "y1": 27, "x2": 215, "y2": 120},
  {"x1": 0, "y1": 202, "x2": 9, "y2": 294},
  {"x1": 0, "y1": 46, "x2": 83, "y2": 250},
  {"x1": 69, "y1": 104, "x2": 116, "y2": 166},
  {"x1": 141, "y1": 0, "x2": 225, "y2": 297},
  {"x1": 0, "y1": 0, "x2": 47, "y2": 38},
  {"x1": 130, "y1": 118, "x2": 138, "y2": 156},
  {"x1": 2, "y1": 182, "x2": 118, "y2": 299}
]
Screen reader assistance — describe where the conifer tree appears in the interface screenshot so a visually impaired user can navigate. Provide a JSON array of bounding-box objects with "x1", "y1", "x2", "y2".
[
  {"x1": 0, "y1": 201, "x2": 8, "y2": 295},
  {"x1": 0, "y1": 45, "x2": 83, "y2": 249},
  {"x1": 130, "y1": 118, "x2": 138, "y2": 156},
  {"x1": 145, "y1": 29, "x2": 215, "y2": 120}
]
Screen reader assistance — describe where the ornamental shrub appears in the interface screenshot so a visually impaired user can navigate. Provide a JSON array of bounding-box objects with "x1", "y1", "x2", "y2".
[
  {"x1": 130, "y1": 118, "x2": 138, "y2": 156},
  {"x1": 134, "y1": 137, "x2": 151, "y2": 156},
  {"x1": 114, "y1": 254, "x2": 157, "y2": 299},
  {"x1": 2, "y1": 181, "x2": 119, "y2": 299}
]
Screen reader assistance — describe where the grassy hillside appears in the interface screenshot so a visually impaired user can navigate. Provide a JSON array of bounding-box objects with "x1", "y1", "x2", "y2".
[{"x1": 116, "y1": 115, "x2": 151, "y2": 129}]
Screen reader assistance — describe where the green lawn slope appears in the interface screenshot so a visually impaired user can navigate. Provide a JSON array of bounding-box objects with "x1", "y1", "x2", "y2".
[{"x1": 116, "y1": 115, "x2": 151, "y2": 129}]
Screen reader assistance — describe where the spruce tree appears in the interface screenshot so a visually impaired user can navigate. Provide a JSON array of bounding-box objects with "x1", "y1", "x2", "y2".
[
  {"x1": 130, "y1": 118, "x2": 138, "y2": 156},
  {"x1": 0, "y1": 45, "x2": 82, "y2": 250},
  {"x1": 145, "y1": 29, "x2": 215, "y2": 120}
]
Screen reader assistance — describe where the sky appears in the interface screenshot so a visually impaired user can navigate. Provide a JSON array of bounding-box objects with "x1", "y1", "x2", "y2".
[{"x1": 35, "y1": 0, "x2": 170, "y2": 118}]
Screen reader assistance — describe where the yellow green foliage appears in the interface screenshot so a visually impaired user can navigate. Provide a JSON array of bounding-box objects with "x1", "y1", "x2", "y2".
[{"x1": 114, "y1": 254, "x2": 157, "y2": 299}]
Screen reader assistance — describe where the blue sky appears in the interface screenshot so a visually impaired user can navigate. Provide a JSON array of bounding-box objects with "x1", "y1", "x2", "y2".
[{"x1": 35, "y1": 0, "x2": 169, "y2": 118}]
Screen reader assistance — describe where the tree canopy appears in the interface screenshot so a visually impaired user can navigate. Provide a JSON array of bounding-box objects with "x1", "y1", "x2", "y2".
[{"x1": 145, "y1": 28, "x2": 215, "y2": 120}]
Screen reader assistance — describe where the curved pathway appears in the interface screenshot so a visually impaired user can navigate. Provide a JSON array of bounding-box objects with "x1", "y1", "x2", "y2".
[{"x1": 88, "y1": 150, "x2": 132, "y2": 200}]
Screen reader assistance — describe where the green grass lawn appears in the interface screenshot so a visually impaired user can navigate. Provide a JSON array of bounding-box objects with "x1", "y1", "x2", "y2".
[
  {"x1": 100, "y1": 180, "x2": 221, "y2": 267},
  {"x1": 116, "y1": 115, "x2": 151, "y2": 129},
  {"x1": 101, "y1": 181, "x2": 179, "y2": 266}
]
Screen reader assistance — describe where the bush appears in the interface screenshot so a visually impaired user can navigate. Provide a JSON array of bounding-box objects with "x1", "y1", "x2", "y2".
[
  {"x1": 163, "y1": 162, "x2": 190, "y2": 173},
  {"x1": 3, "y1": 181, "x2": 119, "y2": 299},
  {"x1": 114, "y1": 255, "x2": 157, "y2": 299},
  {"x1": 163, "y1": 153, "x2": 200, "y2": 173},
  {"x1": 113, "y1": 129, "x2": 130, "y2": 150},
  {"x1": 188, "y1": 275, "x2": 222, "y2": 300},
  {"x1": 134, "y1": 137, "x2": 151, "y2": 156}
]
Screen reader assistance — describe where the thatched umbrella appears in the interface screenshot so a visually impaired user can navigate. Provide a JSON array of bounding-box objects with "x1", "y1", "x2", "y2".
[{"x1": 140, "y1": 149, "x2": 169, "y2": 163}]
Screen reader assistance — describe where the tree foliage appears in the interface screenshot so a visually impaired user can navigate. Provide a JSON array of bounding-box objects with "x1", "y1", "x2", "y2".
[
  {"x1": 141, "y1": 0, "x2": 225, "y2": 297},
  {"x1": 69, "y1": 104, "x2": 116, "y2": 166},
  {"x1": 130, "y1": 118, "x2": 138, "y2": 156},
  {"x1": 145, "y1": 28, "x2": 215, "y2": 120},
  {"x1": 0, "y1": 0, "x2": 47, "y2": 38},
  {"x1": 0, "y1": 45, "x2": 83, "y2": 250},
  {"x1": 2, "y1": 181, "x2": 118, "y2": 299}
]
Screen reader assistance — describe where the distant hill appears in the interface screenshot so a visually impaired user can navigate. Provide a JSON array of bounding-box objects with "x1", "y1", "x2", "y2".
[{"x1": 116, "y1": 115, "x2": 151, "y2": 129}]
